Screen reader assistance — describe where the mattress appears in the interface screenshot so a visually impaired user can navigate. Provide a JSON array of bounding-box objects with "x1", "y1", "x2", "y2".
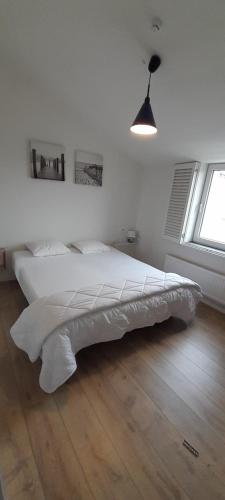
[
  {"x1": 11, "y1": 248, "x2": 201, "y2": 392},
  {"x1": 12, "y1": 248, "x2": 164, "y2": 304}
]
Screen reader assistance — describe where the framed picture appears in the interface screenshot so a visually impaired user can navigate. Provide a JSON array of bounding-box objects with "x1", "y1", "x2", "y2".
[
  {"x1": 75, "y1": 150, "x2": 103, "y2": 186},
  {"x1": 30, "y1": 140, "x2": 65, "y2": 181}
]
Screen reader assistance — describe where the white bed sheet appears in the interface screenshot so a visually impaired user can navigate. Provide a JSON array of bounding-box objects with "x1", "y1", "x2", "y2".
[
  {"x1": 11, "y1": 248, "x2": 201, "y2": 393},
  {"x1": 12, "y1": 248, "x2": 165, "y2": 304}
]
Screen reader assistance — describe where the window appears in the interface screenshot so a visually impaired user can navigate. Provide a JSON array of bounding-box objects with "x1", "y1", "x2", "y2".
[
  {"x1": 193, "y1": 164, "x2": 225, "y2": 251},
  {"x1": 164, "y1": 162, "x2": 225, "y2": 254}
]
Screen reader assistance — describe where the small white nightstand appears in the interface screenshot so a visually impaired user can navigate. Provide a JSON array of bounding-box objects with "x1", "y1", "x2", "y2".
[{"x1": 113, "y1": 241, "x2": 137, "y2": 258}]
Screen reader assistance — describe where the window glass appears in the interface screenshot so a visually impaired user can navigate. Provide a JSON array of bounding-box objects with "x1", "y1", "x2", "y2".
[{"x1": 200, "y1": 170, "x2": 225, "y2": 245}]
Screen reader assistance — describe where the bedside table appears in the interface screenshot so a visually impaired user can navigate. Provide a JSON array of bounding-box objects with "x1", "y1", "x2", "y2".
[{"x1": 113, "y1": 241, "x2": 137, "y2": 258}]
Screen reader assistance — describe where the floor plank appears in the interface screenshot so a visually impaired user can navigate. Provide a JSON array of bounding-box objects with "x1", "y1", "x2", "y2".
[
  {"x1": 1, "y1": 281, "x2": 225, "y2": 499},
  {"x1": 135, "y1": 338, "x2": 225, "y2": 437},
  {"x1": 145, "y1": 333, "x2": 225, "y2": 412},
  {"x1": 23, "y1": 397, "x2": 94, "y2": 500},
  {"x1": 0, "y1": 337, "x2": 45, "y2": 499},
  {"x1": 157, "y1": 320, "x2": 225, "y2": 389},
  {"x1": 91, "y1": 342, "x2": 225, "y2": 500},
  {"x1": 104, "y1": 337, "x2": 225, "y2": 479},
  {"x1": 78, "y1": 353, "x2": 190, "y2": 500},
  {"x1": 55, "y1": 378, "x2": 142, "y2": 500}
]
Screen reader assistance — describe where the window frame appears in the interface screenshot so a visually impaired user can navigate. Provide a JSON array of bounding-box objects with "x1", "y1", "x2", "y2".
[{"x1": 192, "y1": 163, "x2": 225, "y2": 252}]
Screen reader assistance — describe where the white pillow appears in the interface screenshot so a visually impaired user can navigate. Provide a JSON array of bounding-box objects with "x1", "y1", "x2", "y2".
[
  {"x1": 26, "y1": 240, "x2": 70, "y2": 257},
  {"x1": 72, "y1": 239, "x2": 110, "y2": 254}
]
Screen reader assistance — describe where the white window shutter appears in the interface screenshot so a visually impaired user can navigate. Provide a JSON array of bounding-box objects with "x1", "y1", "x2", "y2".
[{"x1": 164, "y1": 162, "x2": 200, "y2": 243}]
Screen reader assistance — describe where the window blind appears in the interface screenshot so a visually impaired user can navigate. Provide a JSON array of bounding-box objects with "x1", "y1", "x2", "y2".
[{"x1": 164, "y1": 162, "x2": 200, "y2": 242}]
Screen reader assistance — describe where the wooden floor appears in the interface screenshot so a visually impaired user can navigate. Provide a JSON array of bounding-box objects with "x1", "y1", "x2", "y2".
[{"x1": 1, "y1": 282, "x2": 225, "y2": 500}]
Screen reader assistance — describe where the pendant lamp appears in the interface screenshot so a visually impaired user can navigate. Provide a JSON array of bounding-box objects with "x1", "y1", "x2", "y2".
[{"x1": 130, "y1": 54, "x2": 161, "y2": 136}]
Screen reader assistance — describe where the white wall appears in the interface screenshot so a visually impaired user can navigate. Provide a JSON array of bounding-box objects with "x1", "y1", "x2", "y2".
[
  {"x1": 0, "y1": 66, "x2": 142, "y2": 280},
  {"x1": 4, "y1": 56, "x2": 224, "y2": 289},
  {"x1": 137, "y1": 165, "x2": 225, "y2": 275}
]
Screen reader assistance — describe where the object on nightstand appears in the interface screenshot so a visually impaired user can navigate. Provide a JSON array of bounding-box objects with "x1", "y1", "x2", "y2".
[
  {"x1": 0, "y1": 248, "x2": 6, "y2": 269},
  {"x1": 127, "y1": 230, "x2": 137, "y2": 243}
]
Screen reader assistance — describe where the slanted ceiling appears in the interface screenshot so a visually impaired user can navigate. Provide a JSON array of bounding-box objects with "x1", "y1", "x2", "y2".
[{"x1": 1, "y1": 0, "x2": 225, "y2": 168}]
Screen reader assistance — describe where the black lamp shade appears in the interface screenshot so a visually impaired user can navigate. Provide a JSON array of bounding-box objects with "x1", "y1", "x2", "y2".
[{"x1": 130, "y1": 97, "x2": 157, "y2": 135}]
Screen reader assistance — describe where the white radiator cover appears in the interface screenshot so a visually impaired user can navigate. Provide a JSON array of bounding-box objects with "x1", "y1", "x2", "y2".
[{"x1": 164, "y1": 254, "x2": 225, "y2": 308}]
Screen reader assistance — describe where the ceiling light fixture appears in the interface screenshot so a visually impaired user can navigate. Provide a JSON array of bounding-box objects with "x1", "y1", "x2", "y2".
[{"x1": 130, "y1": 54, "x2": 161, "y2": 136}]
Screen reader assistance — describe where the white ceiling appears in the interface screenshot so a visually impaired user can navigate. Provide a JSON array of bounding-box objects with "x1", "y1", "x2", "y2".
[{"x1": 1, "y1": 0, "x2": 225, "y2": 168}]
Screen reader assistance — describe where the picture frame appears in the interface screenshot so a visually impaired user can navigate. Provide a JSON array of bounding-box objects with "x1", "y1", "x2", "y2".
[
  {"x1": 75, "y1": 150, "x2": 103, "y2": 186},
  {"x1": 30, "y1": 140, "x2": 65, "y2": 181}
]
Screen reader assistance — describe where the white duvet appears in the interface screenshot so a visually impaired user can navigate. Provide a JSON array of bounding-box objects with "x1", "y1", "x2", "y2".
[{"x1": 11, "y1": 258, "x2": 201, "y2": 393}]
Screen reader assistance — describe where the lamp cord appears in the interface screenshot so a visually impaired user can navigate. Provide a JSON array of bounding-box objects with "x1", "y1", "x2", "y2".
[{"x1": 147, "y1": 72, "x2": 151, "y2": 98}]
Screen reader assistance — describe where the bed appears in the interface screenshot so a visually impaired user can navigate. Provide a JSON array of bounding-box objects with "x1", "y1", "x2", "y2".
[{"x1": 11, "y1": 247, "x2": 201, "y2": 392}]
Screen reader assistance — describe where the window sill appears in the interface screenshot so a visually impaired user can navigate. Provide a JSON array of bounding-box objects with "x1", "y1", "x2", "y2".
[{"x1": 182, "y1": 242, "x2": 225, "y2": 258}]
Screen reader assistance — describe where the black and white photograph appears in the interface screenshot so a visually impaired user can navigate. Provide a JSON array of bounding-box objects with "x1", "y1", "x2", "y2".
[
  {"x1": 75, "y1": 150, "x2": 103, "y2": 186},
  {"x1": 30, "y1": 140, "x2": 65, "y2": 181}
]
